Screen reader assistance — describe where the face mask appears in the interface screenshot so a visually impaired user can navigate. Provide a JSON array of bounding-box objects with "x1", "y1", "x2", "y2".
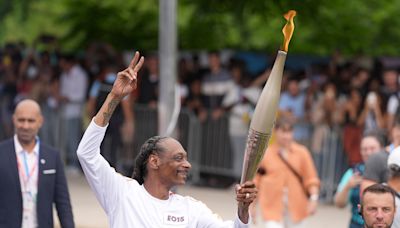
[{"x1": 27, "y1": 65, "x2": 38, "y2": 79}]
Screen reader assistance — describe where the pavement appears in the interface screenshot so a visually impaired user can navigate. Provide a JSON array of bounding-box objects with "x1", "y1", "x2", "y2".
[{"x1": 55, "y1": 174, "x2": 350, "y2": 228}]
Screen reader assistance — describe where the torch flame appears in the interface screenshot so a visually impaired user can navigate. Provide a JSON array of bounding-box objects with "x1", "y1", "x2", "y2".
[{"x1": 282, "y1": 10, "x2": 297, "y2": 52}]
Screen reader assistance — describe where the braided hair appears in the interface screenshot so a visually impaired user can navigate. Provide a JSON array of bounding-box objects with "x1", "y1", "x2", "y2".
[{"x1": 132, "y1": 136, "x2": 168, "y2": 184}]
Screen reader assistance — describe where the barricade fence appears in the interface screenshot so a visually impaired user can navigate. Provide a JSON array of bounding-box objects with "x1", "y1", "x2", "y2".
[{"x1": 0, "y1": 103, "x2": 348, "y2": 202}]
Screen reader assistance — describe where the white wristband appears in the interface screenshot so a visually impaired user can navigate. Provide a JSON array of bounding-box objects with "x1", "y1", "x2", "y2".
[{"x1": 309, "y1": 194, "x2": 319, "y2": 201}]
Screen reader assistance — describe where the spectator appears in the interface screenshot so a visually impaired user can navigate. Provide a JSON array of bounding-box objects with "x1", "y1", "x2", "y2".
[
  {"x1": 360, "y1": 130, "x2": 387, "y2": 192},
  {"x1": 342, "y1": 88, "x2": 363, "y2": 166},
  {"x1": 0, "y1": 99, "x2": 74, "y2": 227},
  {"x1": 351, "y1": 68, "x2": 371, "y2": 98},
  {"x1": 37, "y1": 51, "x2": 61, "y2": 148},
  {"x1": 186, "y1": 79, "x2": 207, "y2": 122},
  {"x1": 279, "y1": 78, "x2": 310, "y2": 146},
  {"x1": 357, "y1": 91, "x2": 385, "y2": 133},
  {"x1": 201, "y1": 51, "x2": 235, "y2": 120},
  {"x1": 380, "y1": 69, "x2": 399, "y2": 107},
  {"x1": 59, "y1": 53, "x2": 88, "y2": 173},
  {"x1": 252, "y1": 117, "x2": 320, "y2": 228},
  {"x1": 136, "y1": 54, "x2": 159, "y2": 108},
  {"x1": 0, "y1": 53, "x2": 18, "y2": 138},
  {"x1": 334, "y1": 132, "x2": 383, "y2": 228},
  {"x1": 17, "y1": 50, "x2": 40, "y2": 97},
  {"x1": 310, "y1": 82, "x2": 345, "y2": 175},
  {"x1": 223, "y1": 60, "x2": 261, "y2": 180},
  {"x1": 386, "y1": 121, "x2": 400, "y2": 153},
  {"x1": 177, "y1": 58, "x2": 190, "y2": 105},
  {"x1": 386, "y1": 91, "x2": 400, "y2": 130}
]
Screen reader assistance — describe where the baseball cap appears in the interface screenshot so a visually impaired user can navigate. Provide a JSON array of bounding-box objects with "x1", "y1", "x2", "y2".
[{"x1": 387, "y1": 146, "x2": 400, "y2": 170}]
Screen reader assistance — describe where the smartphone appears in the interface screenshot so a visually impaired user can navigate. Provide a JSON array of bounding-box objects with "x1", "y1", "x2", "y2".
[
  {"x1": 352, "y1": 166, "x2": 363, "y2": 174},
  {"x1": 366, "y1": 92, "x2": 377, "y2": 106}
]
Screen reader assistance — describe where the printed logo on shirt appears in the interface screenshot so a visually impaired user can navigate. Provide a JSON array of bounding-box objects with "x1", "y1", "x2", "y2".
[{"x1": 163, "y1": 213, "x2": 188, "y2": 225}]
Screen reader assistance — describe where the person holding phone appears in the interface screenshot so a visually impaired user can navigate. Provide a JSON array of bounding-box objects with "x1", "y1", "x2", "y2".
[
  {"x1": 334, "y1": 132, "x2": 383, "y2": 228},
  {"x1": 357, "y1": 91, "x2": 385, "y2": 133}
]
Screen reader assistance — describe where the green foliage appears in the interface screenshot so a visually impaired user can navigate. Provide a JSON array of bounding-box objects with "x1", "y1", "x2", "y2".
[
  {"x1": 0, "y1": 0, "x2": 68, "y2": 47},
  {"x1": 61, "y1": 0, "x2": 159, "y2": 51},
  {"x1": 2, "y1": 0, "x2": 400, "y2": 55}
]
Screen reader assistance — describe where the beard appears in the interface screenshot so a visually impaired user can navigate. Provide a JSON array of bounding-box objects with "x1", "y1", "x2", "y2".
[{"x1": 364, "y1": 222, "x2": 392, "y2": 228}]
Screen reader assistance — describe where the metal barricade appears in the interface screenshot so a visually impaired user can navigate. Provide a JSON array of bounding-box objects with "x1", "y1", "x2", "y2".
[
  {"x1": 132, "y1": 105, "x2": 158, "y2": 158},
  {"x1": 1, "y1": 99, "x2": 349, "y2": 193},
  {"x1": 199, "y1": 116, "x2": 233, "y2": 176},
  {"x1": 177, "y1": 108, "x2": 202, "y2": 183},
  {"x1": 316, "y1": 125, "x2": 348, "y2": 203}
]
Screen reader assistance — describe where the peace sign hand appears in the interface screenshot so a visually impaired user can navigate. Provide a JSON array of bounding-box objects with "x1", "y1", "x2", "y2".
[{"x1": 111, "y1": 51, "x2": 145, "y2": 99}]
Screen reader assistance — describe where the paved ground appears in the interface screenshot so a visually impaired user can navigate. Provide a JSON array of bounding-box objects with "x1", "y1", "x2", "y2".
[{"x1": 55, "y1": 174, "x2": 350, "y2": 228}]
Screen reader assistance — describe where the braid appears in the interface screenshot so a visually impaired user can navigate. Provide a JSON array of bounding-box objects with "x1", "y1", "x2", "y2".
[{"x1": 132, "y1": 136, "x2": 167, "y2": 184}]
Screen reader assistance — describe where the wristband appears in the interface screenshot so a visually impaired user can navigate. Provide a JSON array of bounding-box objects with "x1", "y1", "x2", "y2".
[{"x1": 309, "y1": 194, "x2": 319, "y2": 201}]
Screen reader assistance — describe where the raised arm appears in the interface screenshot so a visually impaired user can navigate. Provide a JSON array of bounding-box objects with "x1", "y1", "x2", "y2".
[
  {"x1": 94, "y1": 52, "x2": 144, "y2": 126},
  {"x1": 77, "y1": 52, "x2": 144, "y2": 213},
  {"x1": 334, "y1": 170, "x2": 362, "y2": 208}
]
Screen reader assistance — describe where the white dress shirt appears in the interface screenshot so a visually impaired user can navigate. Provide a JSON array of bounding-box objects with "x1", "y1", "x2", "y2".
[
  {"x1": 14, "y1": 135, "x2": 40, "y2": 228},
  {"x1": 77, "y1": 120, "x2": 249, "y2": 228}
]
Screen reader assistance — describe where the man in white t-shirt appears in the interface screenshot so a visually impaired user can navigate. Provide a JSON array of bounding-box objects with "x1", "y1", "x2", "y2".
[
  {"x1": 77, "y1": 52, "x2": 257, "y2": 228},
  {"x1": 387, "y1": 92, "x2": 400, "y2": 130},
  {"x1": 59, "y1": 54, "x2": 88, "y2": 172}
]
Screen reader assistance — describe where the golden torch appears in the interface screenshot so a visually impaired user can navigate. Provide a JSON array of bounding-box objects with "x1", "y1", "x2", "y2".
[{"x1": 240, "y1": 10, "x2": 296, "y2": 183}]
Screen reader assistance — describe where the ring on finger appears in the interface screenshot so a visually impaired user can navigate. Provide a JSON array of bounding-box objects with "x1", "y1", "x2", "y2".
[{"x1": 245, "y1": 193, "x2": 250, "y2": 199}]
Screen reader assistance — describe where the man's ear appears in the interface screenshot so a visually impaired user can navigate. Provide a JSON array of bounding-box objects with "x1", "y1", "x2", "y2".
[
  {"x1": 358, "y1": 204, "x2": 363, "y2": 217},
  {"x1": 38, "y1": 114, "x2": 44, "y2": 128},
  {"x1": 148, "y1": 154, "x2": 160, "y2": 170}
]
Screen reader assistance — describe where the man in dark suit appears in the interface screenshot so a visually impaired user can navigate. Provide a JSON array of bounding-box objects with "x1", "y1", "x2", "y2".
[{"x1": 0, "y1": 99, "x2": 74, "y2": 228}]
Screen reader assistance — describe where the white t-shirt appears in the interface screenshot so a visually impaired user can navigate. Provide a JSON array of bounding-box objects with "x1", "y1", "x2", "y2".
[
  {"x1": 60, "y1": 65, "x2": 88, "y2": 118},
  {"x1": 77, "y1": 120, "x2": 249, "y2": 228},
  {"x1": 387, "y1": 93, "x2": 399, "y2": 115}
]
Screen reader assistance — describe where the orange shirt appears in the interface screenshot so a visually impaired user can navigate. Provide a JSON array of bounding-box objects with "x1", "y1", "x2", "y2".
[{"x1": 253, "y1": 142, "x2": 320, "y2": 222}]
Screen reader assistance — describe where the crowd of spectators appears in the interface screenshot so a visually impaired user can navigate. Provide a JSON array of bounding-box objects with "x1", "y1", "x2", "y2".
[{"x1": 1, "y1": 40, "x2": 400, "y2": 183}]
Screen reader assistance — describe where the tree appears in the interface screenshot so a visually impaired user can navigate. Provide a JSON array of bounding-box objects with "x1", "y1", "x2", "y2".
[
  {"x1": 61, "y1": 0, "x2": 159, "y2": 51},
  {"x1": 2, "y1": 0, "x2": 400, "y2": 55}
]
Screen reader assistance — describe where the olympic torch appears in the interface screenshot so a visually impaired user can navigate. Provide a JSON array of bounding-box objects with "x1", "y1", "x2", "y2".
[{"x1": 240, "y1": 10, "x2": 297, "y2": 183}]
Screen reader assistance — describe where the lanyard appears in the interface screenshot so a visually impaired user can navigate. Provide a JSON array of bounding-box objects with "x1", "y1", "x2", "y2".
[
  {"x1": 17, "y1": 152, "x2": 38, "y2": 191},
  {"x1": 17, "y1": 139, "x2": 40, "y2": 192},
  {"x1": 22, "y1": 152, "x2": 37, "y2": 183}
]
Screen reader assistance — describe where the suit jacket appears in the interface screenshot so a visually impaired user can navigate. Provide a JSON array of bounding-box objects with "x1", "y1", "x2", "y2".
[{"x1": 0, "y1": 138, "x2": 74, "y2": 228}]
